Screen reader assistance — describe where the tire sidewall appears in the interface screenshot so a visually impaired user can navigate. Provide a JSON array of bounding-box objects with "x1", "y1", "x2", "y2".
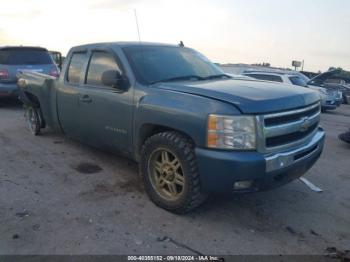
[
  {"x1": 140, "y1": 133, "x2": 198, "y2": 211},
  {"x1": 25, "y1": 106, "x2": 40, "y2": 136}
]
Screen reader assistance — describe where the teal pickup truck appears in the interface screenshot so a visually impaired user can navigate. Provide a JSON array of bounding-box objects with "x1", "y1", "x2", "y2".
[{"x1": 18, "y1": 42, "x2": 325, "y2": 213}]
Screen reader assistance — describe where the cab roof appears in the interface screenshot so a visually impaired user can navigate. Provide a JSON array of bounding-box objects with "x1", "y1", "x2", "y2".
[
  {"x1": 70, "y1": 41, "x2": 179, "y2": 51},
  {"x1": 0, "y1": 46, "x2": 47, "y2": 51}
]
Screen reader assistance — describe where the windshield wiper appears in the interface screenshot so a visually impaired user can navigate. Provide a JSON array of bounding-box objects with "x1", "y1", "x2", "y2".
[
  {"x1": 202, "y1": 74, "x2": 231, "y2": 80},
  {"x1": 150, "y1": 75, "x2": 205, "y2": 84}
]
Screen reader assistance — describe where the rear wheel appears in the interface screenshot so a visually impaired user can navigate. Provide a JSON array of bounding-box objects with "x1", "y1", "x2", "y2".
[
  {"x1": 25, "y1": 106, "x2": 40, "y2": 136},
  {"x1": 140, "y1": 131, "x2": 207, "y2": 214}
]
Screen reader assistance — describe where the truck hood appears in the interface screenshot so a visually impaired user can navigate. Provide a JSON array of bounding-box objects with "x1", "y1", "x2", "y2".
[{"x1": 153, "y1": 79, "x2": 320, "y2": 114}]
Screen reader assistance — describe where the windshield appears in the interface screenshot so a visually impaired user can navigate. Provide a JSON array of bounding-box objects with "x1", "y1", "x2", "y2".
[
  {"x1": 289, "y1": 76, "x2": 308, "y2": 87},
  {"x1": 123, "y1": 46, "x2": 224, "y2": 84},
  {"x1": 0, "y1": 48, "x2": 53, "y2": 65}
]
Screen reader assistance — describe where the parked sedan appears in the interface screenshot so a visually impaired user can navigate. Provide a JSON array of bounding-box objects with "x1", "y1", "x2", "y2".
[{"x1": 243, "y1": 70, "x2": 338, "y2": 111}]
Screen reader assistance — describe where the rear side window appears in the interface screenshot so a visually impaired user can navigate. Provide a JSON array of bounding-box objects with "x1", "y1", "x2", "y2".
[
  {"x1": 0, "y1": 48, "x2": 53, "y2": 65},
  {"x1": 245, "y1": 74, "x2": 283, "y2": 82},
  {"x1": 86, "y1": 52, "x2": 120, "y2": 87},
  {"x1": 67, "y1": 52, "x2": 87, "y2": 84}
]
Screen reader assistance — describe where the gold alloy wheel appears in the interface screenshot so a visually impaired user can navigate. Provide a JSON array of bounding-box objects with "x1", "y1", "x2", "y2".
[{"x1": 149, "y1": 148, "x2": 185, "y2": 201}]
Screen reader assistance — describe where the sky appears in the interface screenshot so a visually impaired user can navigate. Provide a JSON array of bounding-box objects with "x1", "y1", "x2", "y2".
[{"x1": 0, "y1": 0, "x2": 349, "y2": 72}]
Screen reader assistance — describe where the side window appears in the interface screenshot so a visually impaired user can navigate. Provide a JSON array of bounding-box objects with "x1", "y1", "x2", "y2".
[
  {"x1": 266, "y1": 75, "x2": 283, "y2": 82},
  {"x1": 259, "y1": 74, "x2": 283, "y2": 82},
  {"x1": 86, "y1": 52, "x2": 120, "y2": 87},
  {"x1": 246, "y1": 74, "x2": 283, "y2": 82},
  {"x1": 245, "y1": 74, "x2": 265, "y2": 80},
  {"x1": 67, "y1": 52, "x2": 87, "y2": 84}
]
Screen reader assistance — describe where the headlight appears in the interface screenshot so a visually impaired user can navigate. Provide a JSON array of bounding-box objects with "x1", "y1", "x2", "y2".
[
  {"x1": 207, "y1": 114, "x2": 256, "y2": 150},
  {"x1": 318, "y1": 89, "x2": 327, "y2": 95}
]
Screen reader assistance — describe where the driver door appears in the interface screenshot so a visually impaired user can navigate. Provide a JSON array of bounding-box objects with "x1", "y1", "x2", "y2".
[
  {"x1": 57, "y1": 51, "x2": 88, "y2": 140},
  {"x1": 77, "y1": 50, "x2": 133, "y2": 155}
]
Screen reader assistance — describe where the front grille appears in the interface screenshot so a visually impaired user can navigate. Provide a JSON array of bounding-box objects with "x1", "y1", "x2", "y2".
[
  {"x1": 261, "y1": 103, "x2": 321, "y2": 151},
  {"x1": 264, "y1": 105, "x2": 319, "y2": 126},
  {"x1": 266, "y1": 123, "x2": 318, "y2": 147}
]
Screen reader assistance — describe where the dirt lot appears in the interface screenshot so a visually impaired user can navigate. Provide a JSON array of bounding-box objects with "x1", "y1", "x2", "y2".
[{"x1": 0, "y1": 99, "x2": 349, "y2": 255}]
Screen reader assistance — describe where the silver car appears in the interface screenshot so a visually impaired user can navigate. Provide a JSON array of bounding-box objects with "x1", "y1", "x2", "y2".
[{"x1": 243, "y1": 70, "x2": 338, "y2": 111}]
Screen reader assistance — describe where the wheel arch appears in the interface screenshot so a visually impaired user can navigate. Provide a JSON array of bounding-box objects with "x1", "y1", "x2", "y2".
[
  {"x1": 135, "y1": 123, "x2": 196, "y2": 161},
  {"x1": 22, "y1": 92, "x2": 46, "y2": 128},
  {"x1": 22, "y1": 91, "x2": 41, "y2": 107}
]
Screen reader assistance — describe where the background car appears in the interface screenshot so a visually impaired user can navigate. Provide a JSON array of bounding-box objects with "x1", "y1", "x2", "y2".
[
  {"x1": 307, "y1": 69, "x2": 350, "y2": 104},
  {"x1": 0, "y1": 46, "x2": 59, "y2": 99},
  {"x1": 49, "y1": 50, "x2": 63, "y2": 70},
  {"x1": 243, "y1": 70, "x2": 338, "y2": 111}
]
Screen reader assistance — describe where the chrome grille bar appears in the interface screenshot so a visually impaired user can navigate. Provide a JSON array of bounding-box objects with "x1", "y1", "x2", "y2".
[
  {"x1": 257, "y1": 102, "x2": 321, "y2": 153},
  {"x1": 265, "y1": 111, "x2": 320, "y2": 138},
  {"x1": 263, "y1": 102, "x2": 320, "y2": 120}
]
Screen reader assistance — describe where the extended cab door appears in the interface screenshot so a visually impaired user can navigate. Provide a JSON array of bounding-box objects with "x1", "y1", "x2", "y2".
[
  {"x1": 57, "y1": 51, "x2": 88, "y2": 139},
  {"x1": 77, "y1": 50, "x2": 133, "y2": 155}
]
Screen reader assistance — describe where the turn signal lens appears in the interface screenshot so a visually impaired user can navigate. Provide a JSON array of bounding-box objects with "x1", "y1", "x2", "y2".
[{"x1": 208, "y1": 115, "x2": 217, "y2": 130}]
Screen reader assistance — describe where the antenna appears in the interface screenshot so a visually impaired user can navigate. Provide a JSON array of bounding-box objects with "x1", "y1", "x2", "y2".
[
  {"x1": 134, "y1": 8, "x2": 145, "y2": 62},
  {"x1": 134, "y1": 9, "x2": 141, "y2": 43}
]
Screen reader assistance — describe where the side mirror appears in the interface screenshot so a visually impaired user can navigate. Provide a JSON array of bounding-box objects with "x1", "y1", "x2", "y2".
[{"x1": 101, "y1": 70, "x2": 128, "y2": 90}]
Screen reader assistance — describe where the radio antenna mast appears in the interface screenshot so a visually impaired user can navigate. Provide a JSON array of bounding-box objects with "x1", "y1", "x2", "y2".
[{"x1": 134, "y1": 9, "x2": 141, "y2": 43}]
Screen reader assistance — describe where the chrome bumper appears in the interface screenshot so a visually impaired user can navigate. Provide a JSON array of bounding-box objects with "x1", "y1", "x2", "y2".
[{"x1": 265, "y1": 128, "x2": 325, "y2": 172}]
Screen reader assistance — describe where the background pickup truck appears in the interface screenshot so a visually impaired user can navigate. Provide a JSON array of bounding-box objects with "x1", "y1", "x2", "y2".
[{"x1": 18, "y1": 42, "x2": 325, "y2": 213}]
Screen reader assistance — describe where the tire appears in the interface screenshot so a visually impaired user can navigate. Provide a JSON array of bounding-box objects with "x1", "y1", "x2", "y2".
[
  {"x1": 339, "y1": 130, "x2": 350, "y2": 144},
  {"x1": 140, "y1": 131, "x2": 207, "y2": 214},
  {"x1": 345, "y1": 96, "x2": 350, "y2": 104},
  {"x1": 25, "y1": 106, "x2": 41, "y2": 136}
]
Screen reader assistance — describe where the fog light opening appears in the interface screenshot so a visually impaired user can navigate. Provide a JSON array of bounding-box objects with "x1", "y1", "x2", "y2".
[{"x1": 234, "y1": 180, "x2": 253, "y2": 190}]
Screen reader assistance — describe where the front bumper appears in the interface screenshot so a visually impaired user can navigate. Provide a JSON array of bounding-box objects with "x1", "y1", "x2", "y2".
[
  {"x1": 0, "y1": 82, "x2": 19, "y2": 98},
  {"x1": 321, "y1": 99, "x2": 337, "y2": 110},
  {"x1": 335, "y1": 98, "x2": 342, "y2": 106},
  {"x1": 196, "y1": 128, "x2": 325, "y2": 194}
]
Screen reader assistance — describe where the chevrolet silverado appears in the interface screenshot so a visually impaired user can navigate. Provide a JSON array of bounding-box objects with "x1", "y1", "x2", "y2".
[{"x1": 17, "y1": 42, "x2": 325, "y2": 213}]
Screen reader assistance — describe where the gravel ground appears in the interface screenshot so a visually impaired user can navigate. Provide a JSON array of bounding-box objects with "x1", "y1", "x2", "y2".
[{"x1": 0, "y1": 98, "x2": 349, "y2": 255}]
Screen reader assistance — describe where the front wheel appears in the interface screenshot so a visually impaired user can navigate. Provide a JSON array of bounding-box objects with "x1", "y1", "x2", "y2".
[
  {"x1": 25, "y1": 106, "x2": 40, "y2": 136},
  {"x1": 140, "y1": 132, "x2": 207, "y2": 214}
]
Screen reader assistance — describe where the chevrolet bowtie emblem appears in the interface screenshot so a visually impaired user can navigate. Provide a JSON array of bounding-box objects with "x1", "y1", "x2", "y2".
[{"x1": 300, "y1": 117, "x2": 311, "y2": 132}]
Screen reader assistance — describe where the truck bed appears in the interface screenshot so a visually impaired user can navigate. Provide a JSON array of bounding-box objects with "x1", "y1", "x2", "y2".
[{"x1": 17, "y1": 71, "x2": 61, "y2": 131}]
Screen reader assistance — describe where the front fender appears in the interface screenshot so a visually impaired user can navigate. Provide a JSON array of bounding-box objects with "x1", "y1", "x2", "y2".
[{"x1": 133, "y1": 87, "x2": 240, "y2": 155}]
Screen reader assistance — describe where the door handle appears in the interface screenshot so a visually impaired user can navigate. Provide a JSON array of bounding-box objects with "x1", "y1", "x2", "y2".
[{"x1": 80, "y1": 94, "x2": 92, "y2": 103}]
